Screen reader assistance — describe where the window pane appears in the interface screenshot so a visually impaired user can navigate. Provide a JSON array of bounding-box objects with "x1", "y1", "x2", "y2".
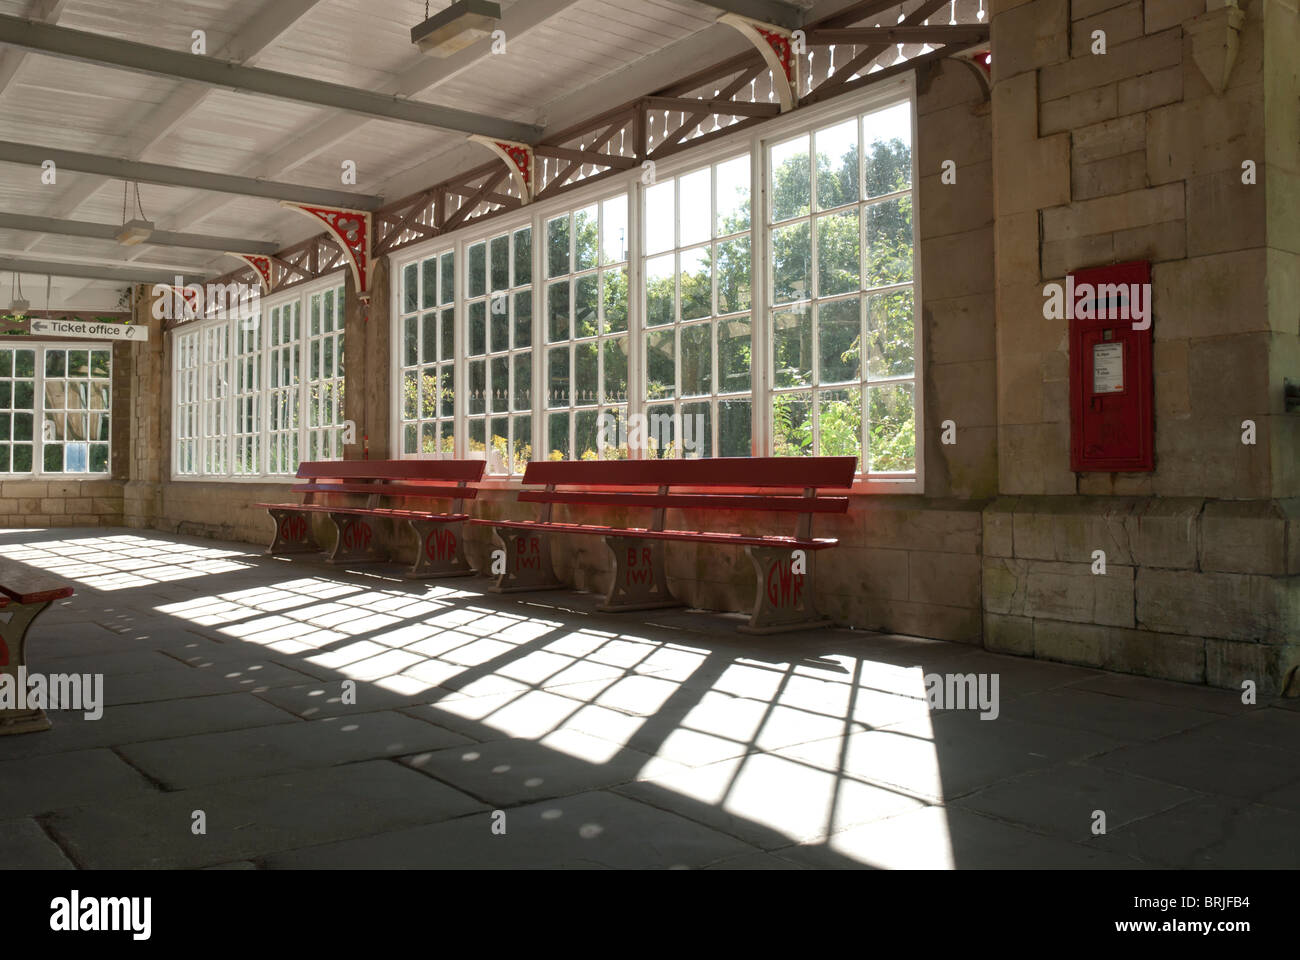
[
  {"x1": 490, "y1": 234, "x2": 509, "y2": 292},
  {"x1": 468, "y1": 301, "x2": 486, "y2": 355},
  {"x1": 547, "y1": 280, "x2": 570, "y2": 342},
  {"x1": 817, "y1": 209, "x2": 860, "y2": 296},
  {"x1": 680, "y1": 323, "x2": 712, "y2": 397},
  {"x1": 646, "y1": 329, "x2": 675, "y2": 400},
  {"x1": 469, "y1": 359, "x2": 485, "y2": 415},
  {"x1": 603, "y1": 337, "x2": 628, "y2": 405},
  {"x1": 439, "y1": 366, "x2": 454, "y2": 418},
  {"x1": 772, "y1": 391, "x2": 813, "y2": 456},
  {"x1": 680, "y1": 248, "x2": 711, "y2": 322},
  {"x1": 602, "y1": 196, "x2": 627, "y2": 264},
  {"x1": 679, "y1": 168, "x2": 711, "y2": 247},
  {"x1": 770, "y1": 134, "x2": 810, "y2": 222},
  {"x1": 771, "y1": 221, "x2": 810, "y2": 304},
  {"x1": 645, "y1": 255, "x2": 674, "y2": 326},
  {"x1": 820, "y1": 387, "x2": 863, "y2": 469},
  {"x1": 404, "y1": 263, "x2": 418, "y2": 312},
  {"x1": 865, "y1": 195, "x2": 913, "y2": 287},
  {"x1": 404, "y1": 316, "x2": 418, "y2": 366},
  {"x1": 602, "y1": 267, "x2": 628, "y2": 333},
  {"x1": 514, "y1": 291, "x2": 532, "y2": 348},
  {"x1": 574, "y1": 205, "x2": 598, "y2": 271},
  {"x1": 548, "y1": 347, "x2": 569, "y2": 408},
  {"x1": 440, "y1": 252, "x2": 455, "y2": 304},
  {"x1": 818, "y1": 297, "x2": 862, "y2": 384},
  {"x1": 867, "y1": 288, "x2": 914, "y2": 378},
  {"x1": 547, "y1": 215, "x2": 570, "y2": 277},
  {"x1": 718, "y1": 398, "x2": 752, "y2": 457},
  {"x1": 644, "y1": 180, "x2": 674, "y2": 254},
  {"x1": 574, "y1": 342, "x2": 598, "y2": 406},
  {"x1": 716, "y1": 236, "x2": 751, "y2": 315},
  {"x1": 491, "y1": 357, "x2": 509, "y2": 412},
  {"x1": 514, "y1": 227, "x2": 532, "y2": 286},
  {"x1": 441, "y1": 307, "x2": 455, "y2": 359},
  {"x1": 815, "y1": 118, "x2": 859, "y2": 210},
  {"x1": 422, "y1": 257, "x2": 438, "y2": 309},
  {"x1": 681, "y1": 401, "x2": 712, "y2": 458},
  {"x1": 867, "y1": 382, "x2": 914, "y2": 472},
  {"x1": 716, "y1": 154, "x2": 750, "y2": 235},
  {"x1": 773, "y1": 306, "x2": 812, "y2": 388},
  {"x1": 468, "y1": 241, "x2": 487, "y2": 298},
  {"x1": 574, "y1": 274, "x2": 598, "y2": 338},
  {"x1": 717, "y1": 317, "x2": 751, "y2": 394},
  {"x1": 422, "y1": 314, "x2": 437, "y2": 364},
  {"x1": 547, "y1": 412, "x2": 569, "y2": 459},
  {"x1": 490, "y1": 292, "x2": 509, "y2": 352},
  {"x1": 513, "y1": 352, "x2": 531, "y2": 411},
  {"x1": 865, "y1": 102, "x2": 912, "y2": 197}
]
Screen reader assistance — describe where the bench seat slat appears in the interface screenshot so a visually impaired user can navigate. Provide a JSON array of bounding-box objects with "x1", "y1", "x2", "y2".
[
  {"x1": 257, "y1": 502, "x2": 467, "y2": 522},
  {"x1": 470, "y1": 518, "x2": 838, "y2": 549},
  {"x1": 290, "y1": 482, "x2": 478, "y2": 500},
  {"x1": 0, "y1": 558, "x2": 75, "y2": 605},
  {"x1": 297, "y1": 459, "x2": 486, "y2": 482},
  {"x1": 518, "y1": 490, "x2": 848, "y2": 512},
  {"x1": 520, "y1": 456, "x2": 856, "y2": 489}
]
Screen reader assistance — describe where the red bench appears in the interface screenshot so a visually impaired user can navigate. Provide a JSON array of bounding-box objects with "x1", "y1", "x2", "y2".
[
  {"x1": 0, "y1": 558, "x2": 75, "y2": 735},
  {"x1": 467, "y1": 457, "x2": 857, "y2": 633},
  {"x1": 256, "y1": 459, "x2": 486, "y2": 578}
]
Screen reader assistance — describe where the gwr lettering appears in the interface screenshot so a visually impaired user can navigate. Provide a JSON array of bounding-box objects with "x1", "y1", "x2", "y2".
[
  {"x1": 765, "y1": 559, "x2": 803, "y2": 608},
  {"x1": 625, "y1": 546, "x2": 653, "y2": 586},
  {"x1": 342, "y1": 521, "x2": 372, "y2": 551},
  {"x1": 279, "y1": 515, "x2": 307, "y2": 541},
  {"x1": 514, "y1": 536, "x2": 541, "y2": 571},
  {"x1": 425, "y1": 529, "x2": 457, "y2": 561}
]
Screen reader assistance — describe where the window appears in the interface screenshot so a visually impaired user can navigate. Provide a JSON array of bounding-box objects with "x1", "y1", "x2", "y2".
[
  {"x1": 545, "y1": 195, "x2": 629, "y2": 462},
  {"x1": 390, "y1": 82, "x2": 920, "y2": 485},
  {"x1": 766, "y1": 102, "x2": 916, "y2": 474},
  {"x1": 467, "y1": 227, "x2": 532, "y2": 474},
  {"x1": 0, "y1": 344, "x2": 111, "y2": 475},
  {"x1": 305, "y1": 286, "x2": 345, "y2": 461},
  {"x1": 170, "y1": 279, "x2": 345, "y2": 479},
  {"x1": 399, "y1": 250, "x2": 456, "y2": 458},
  {"x1": 643, "y1": 157, "x2": 752, "y2": 458}
]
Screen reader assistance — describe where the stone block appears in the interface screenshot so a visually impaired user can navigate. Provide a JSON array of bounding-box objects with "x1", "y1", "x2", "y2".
[
  {"x1": 1041, "y1": 233, "x2": 1116, "y2": 277},
  {"x1": 1205, "y1": 638, "x2": 1300, "y2": 696},
  {"x1": 920, "y1": 169, "x2": 993, "y2": 241},
  {"x1": 920, "y1": 227, "x2": 995, "y2": 299},
  {"x1": 1039, "y1": 27, "x2": 1182, "y2": 101},
  {"x1": 992, "y1": 0, "x2": 1070, "y2": 83},
  {"x1": 908, "y1": 550, "x2": 982, "y2": 608},
  {"x1": 1186, "y1": 168, "x2": 1267, "y2": 257},
  {"x1": 1199, "y1": 499, "x2": 1288, "y2": 575},
  {"x1": 1111, "y1": 218, "x2": 1187, "y2": 263},
  {"x1": 1105, "y1": 627, "x2": 1207, "y2": 683},
  {"x1": 1116, "y1": 64, "x2": 1183, "y2": 115},
  {"x1": 1041, "y1": 183, "x2": 1184, "y2": 241},
  {"x1": 1152, "y1": 412, "x2": 1272, "y2": 499},
  {"x1": 1146, "y1": 83, "x2": 1266, "y2": 185},
  {"x1": 859, "y1": 499, "x2": 984, "y2": 554},
  {"x1": 1011, "y1": 496, "x2": 1138, "y2": 564},
  {"x1": 2, "y1": 480, "x2": 48, "y2": 498},
  {"x1": 1153, "y1": 338, "x2": 1191, "y2": 420},
  {"x1": 918, "y1": 101, "x2": 992, "y2": 169},
  {"x1": 1040, "y1": 85, "x2": 1118, "y2": 135},
  {"x1": 1144, "y1": 0, "x2": 1206, "y2": 34},
  {"x1": 997, "y1": 351, "x2": 1045, "y2": 426},
  {"x1": 995, "y1": 132, "x2": 1071, "y2": 216},
  {"x1": 998, "y1": 422, "x2": 1078, "y2": 495},
  {"x1": 1072, "y1": 1, "x2": 1145, "y2": 54},
  {"x1": 931, "y1": 359, "x2": 997, "y2": 428},
  {"x1": 985, "y1": 556, "x2": 1135, "y2": 626},
  {"x1": 924, "y1": 294, "x2": 996, "y2": 365},
  {"x1": 984, "y1": 612, "x2": 1034, "y2": 655},
  {"x1": 1073, "y1": 113, "x2": 1146, "y2": 165},
  {"x1": 1033, "y1": 619, "x2": 1108, "y2": 666},
  {"x1": 983, "y1": 498, "x2": 1018, "y2": 557},
  {"x1": 1072, "y1": 150, "x2": 1148, "y2": 201},
  {"x1": 1187, "y1": 333, "x2": 1271, "y2": 418},
  {"x1": 994, "y1": 211, "x2": 1040, "y2": 285},
  {"x1": 1137, "y1": 568, "x2": 1300, "y2": 642},
  {"x1": 1151, "y1": 249, "x2": 1267, "y2": 340}
]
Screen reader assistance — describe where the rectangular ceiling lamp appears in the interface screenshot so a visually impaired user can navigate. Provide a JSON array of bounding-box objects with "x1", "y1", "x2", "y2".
[
  {"x1": 116, "y1": 218, "x2": 154, "y2": 245},
  {"x1": 411, "y1": 0, "x2": 501, "y2": 57}
]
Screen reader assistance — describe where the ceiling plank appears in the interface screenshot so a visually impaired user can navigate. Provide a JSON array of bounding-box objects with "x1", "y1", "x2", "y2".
[
  {"x1": 0, "y1": 13, "x2": 542, "y2": 143},
  {"x1": 691, "y1": 0, "x2": 805, "y2": 30},
  {"x1": 0, "y1": 212, "x2": 278, "y2": 254},
  {"x1": 0, "y1": 141, "x2": 385, "y2": 211},
  {"x1": 0, "y1": 255, "x2": 207, "y2": 284}
]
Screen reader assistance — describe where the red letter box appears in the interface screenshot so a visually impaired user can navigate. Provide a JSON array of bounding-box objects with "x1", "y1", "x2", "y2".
[{"x1": 1068, "y1": 260, "x2": 1153, "y2": 472}]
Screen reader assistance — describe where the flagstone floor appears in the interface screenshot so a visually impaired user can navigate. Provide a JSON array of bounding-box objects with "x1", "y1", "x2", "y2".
[{"x1": 1, "y1": 527, "x2": 1296, "y2": 870}]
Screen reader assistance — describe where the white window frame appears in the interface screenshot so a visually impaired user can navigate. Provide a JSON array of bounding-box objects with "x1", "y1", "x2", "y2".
[
  {"x1": 388, "y1": 73, "x2": 922, "y2": 493},
  {"x1": 169, "y1": 274, "x2": 346, "y2": 481},
  {"x1": 0, "y1": 341, "x2": 114, "y2": 478}
]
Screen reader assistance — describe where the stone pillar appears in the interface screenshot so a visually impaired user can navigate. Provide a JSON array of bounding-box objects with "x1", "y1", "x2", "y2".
[
  {"x1": 124, "y1": 283, "x2": 165, "y2": 528},
  {"x1": 341, "y1": 256, "x2": 391, "y2": 461}
]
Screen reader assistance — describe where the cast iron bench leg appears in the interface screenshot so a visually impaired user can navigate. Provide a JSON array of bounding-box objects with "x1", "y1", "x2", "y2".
[
  {"x1": 325, "y1": 513, "x2": 387, "y2": 564},
  {"x1": 407, "y1": 519, "x2": 474, "y2": 578},
  {"x1": 599, "y1": 536, "x2": 682, "y2": 612},
  {"x1": 488, "y1": 526, "x2": 562, "y2": 593},
  {"x1": 266, "y1": 508, "x2": 321, "y2": 555},
  {"x1": 0, "y1": 599, "x2": 54, "y2": 735},
  {"x1": 739, "y1": 545, "x2": 832, "y2": 634}
]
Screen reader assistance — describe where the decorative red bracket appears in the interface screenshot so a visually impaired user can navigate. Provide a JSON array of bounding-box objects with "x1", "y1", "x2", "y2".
[
  {"x1": 468, "y1": 135, "x2": 535, "y2": 203},
  {"x1": 281, "y1": 202, "x2": 373, "y2": 300},
  {"x1": 717, "y1": 13, "x2": 800, "y2": 112},
  {"x1": 225, "y1": 253, "x2": 274, "y2": 294}
]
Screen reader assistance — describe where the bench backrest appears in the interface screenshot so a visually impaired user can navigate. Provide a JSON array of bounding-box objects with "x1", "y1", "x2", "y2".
[
  {"x1": 293, "y1": 458, "x2": 487, "y2": 506},
  {"x1": 517, "y1": 456, "x2": 857, "y2": 537}
]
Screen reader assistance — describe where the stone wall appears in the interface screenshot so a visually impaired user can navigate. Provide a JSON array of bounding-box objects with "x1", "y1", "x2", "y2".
[{"x1": 987, "y1": 0, "x2": 1300, "y2": 693}]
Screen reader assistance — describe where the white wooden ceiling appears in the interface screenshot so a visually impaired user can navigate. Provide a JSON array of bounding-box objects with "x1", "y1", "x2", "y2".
[{"x1": 0, "y1": 0, "x2": 953, "y2": 308}]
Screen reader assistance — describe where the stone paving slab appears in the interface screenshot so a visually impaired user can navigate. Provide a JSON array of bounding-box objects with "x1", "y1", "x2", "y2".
[
  {"x1": 0, "y1": 693, "x2": 299, "y2": 761},
  {"x1": 776, "y1": 806, "x2": 1144, "y2": 869},
  {"x1": 46, "y1": 759, "x2": 486, "y2": 869},
  {"x1": 99, "y1": 660, "x2": 321, "y2": 707},
  {"x1": 0, "y1": 817, "x2": 74, "y2": 869},
  {"x1": 1070, "y1": 672, "x2": 1255, "y2": 716},
  {"x1": 119, "y1": 711, "x2": 473, "y2": 789},
  {"x1": 953, "y1": 763, "x2": 1197, "y2": 840},
  {"x1": 616, "y1": 750, "x2": 926, "y2": 849},
  {"x1": 398, "y1": 728, "x2": 685, "y2": 805},
  {"x1": 1098, "y1": 797, "x2": 1300, "y2": 868},
  {"x1": 991, "y1": 686, "x2": 1222, "y2": 742},
  {"x1": 261, "y1": 789, "x2": 760, "y2": 869},
  {"x1": 1187, "y1": 707, "x2": 1300, "y2": 754},
  {"x1": 0, "y1": 748, "x2": 158, "y2": 820},
  {"x1": 1093, "y1": 726, "x2": 1300, "y2": 802}
]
